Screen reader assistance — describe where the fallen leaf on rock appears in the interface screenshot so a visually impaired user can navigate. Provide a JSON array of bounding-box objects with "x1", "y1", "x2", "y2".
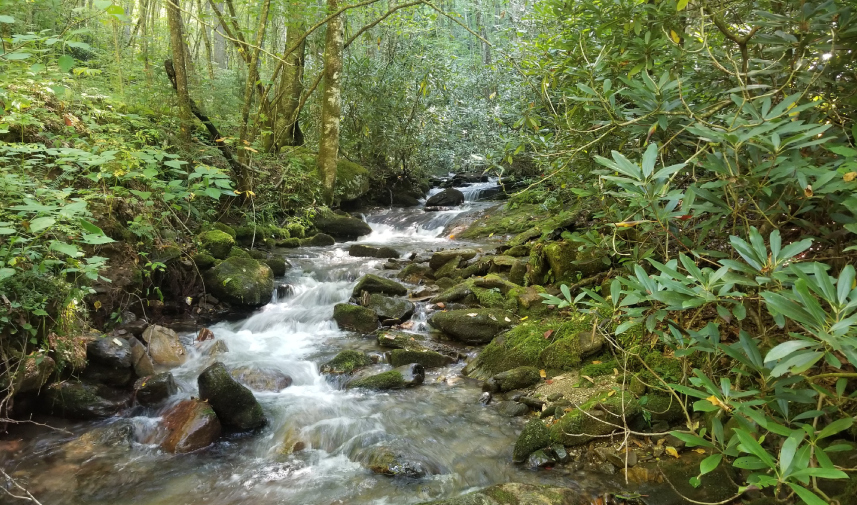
[
  {"x1": 545, "y1": 379, "x2": 553, "y2": 384},
  {"x1": 581, "y1": 375, "x2": 594, "y2": 383},
  {"x1": 665, "y1": 446, "x2": 679, "y2": 458},
  {"x1": 539, "y1": 369, "x2": 546, "y2": 378},
  {"x1": 489, "y1": 314, "x2": 497, "y2": 321}
]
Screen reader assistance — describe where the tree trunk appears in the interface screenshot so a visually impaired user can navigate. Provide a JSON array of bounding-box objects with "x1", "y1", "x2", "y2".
[
  {"x1": 317, "y1": 0, "x2": 345, "y2": 206},
  {"x1": 196, "y1": 0, "x2": 215, "y2": 79},
  {"x1": 263, "y1": 19, "x2": 306, "y2": 152},
  {"x1": 167, "y1": 0, "x2": 193, "y2": 142}
]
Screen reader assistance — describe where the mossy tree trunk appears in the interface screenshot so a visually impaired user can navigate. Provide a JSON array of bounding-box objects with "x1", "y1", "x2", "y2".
[
  {"x1": 318, "y1": 0, "x2": 344, "y2": 206},
  {"x1": 166, "y1": 0, "x2": 192, "y2": 143},
  {"x1": 262, "y1": 16, "x2": 306, "y2": 153}
]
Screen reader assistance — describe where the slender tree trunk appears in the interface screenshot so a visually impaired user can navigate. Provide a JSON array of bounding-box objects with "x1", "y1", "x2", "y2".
[
  {"x1": 263, "y1": 19, "x2": 306, "y2": 152},
  {"x1": 317, "y1": 0, "x2": 344, "y2": 206},
  {"x1": 196, "y1": 0, "x2": 215, "y2": 79},
  {"x1": 167, "y1": 0, "x2": 193, "y2": 142}
]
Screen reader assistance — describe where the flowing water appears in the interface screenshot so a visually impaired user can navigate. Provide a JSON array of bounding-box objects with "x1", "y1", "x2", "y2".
[{"x1": 1, "y1": 192, "x2": 638, "y2": 505}]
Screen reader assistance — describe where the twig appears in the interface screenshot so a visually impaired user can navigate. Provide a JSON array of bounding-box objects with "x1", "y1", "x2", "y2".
[{"x1": 1, "y1": 469, "x2": 44, "y2": 504}]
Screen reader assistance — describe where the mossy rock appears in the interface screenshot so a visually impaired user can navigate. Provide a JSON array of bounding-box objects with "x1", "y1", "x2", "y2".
[
  {"x1": 389, "y1": 349, "x2": 453, "y2": 369},
  {"x1": 334, "y1": 158, "x2": 371, "y2": 202},
  {"x1": 644, "y1": 394, "x2": 685, "y2": 423},
  {"x1": 152, "y1": 244, "x2": 182, "y2": 264},
  {"x1": 549, "y1": 392, "x2": 640, "y2": 446},
  {"x1": 248, "y1": 249, "x2": 267, "y2": 260},
  {"x1": 204, "y1": 257, "x2": 274, "y2": 307},
  {"x1": 397, "y1": 263, "x2": 431, "y2": 283},
  {"x1": 227, "y1": 247, "x2": 251, "y2": 259},
  {"x1": 429, "y1": 249, "x2": 478, "y2": 270},
  {"x1": 265, "y1": 257, "x2": 288, "y2": 277},
  {"x1": 277, "y1": 237, "x2": 301, "y2": 248},
  {"x1": 375, "y1": 329, "x2": 427, "y2": 350},
  {"x1": 321, "y1": 350, "x2": 373, "y2": 374},
  {"x1": 538, "y1": 339, "x2": 580, "y2": 371},
  {"x1": 39, "y1": 381, "x2": 127, "y2": 420},
  {"x1": 418, "y1": 483, "x2": 583, "y2": 505},
  {"x1": 301, "y1": 233, "x2": 336, "y2": 247},
  {"x1": 313, "y1": 215, "x2": 372, "y2": 240},
  {"x1": 333, "y1": 303, "x2": 379, "y2": 333},
  {"x1": 198, "y1": 362, "x2": 266, "y2": 431},
  {"x1": 463, "y1": 315, "x2": 590, "y2": 379},
  {"x1": 193, "y1": 252, "x2": 216, "y2": 270},
  {"x1": 352, "y1": 274, "x2": 407, "y2": 297},
  {"x1": 286, "y1": 222, "x2": 306, "y2": 239},
  {"x1": 365, "y1": 294, "x2": 414, "y2": 322},
  {"x1": 429, "y1": 308, "x2": 518, "y2": 344},
  {"x1": 434, "y1": 256, "x2": 463, "y2": 280},
  {"x1": 513, "y1": 419, "x2": 551, "y2": 463},
  {"x1": 579, "y1": 357, "x2": 618, "y2": 378},
  {"x1": 212, "y1": 222, "x2": 237, "y2": 238},
  {"x1": 346, "y1": 364, "x2": 425, "y2": 390},
  {"x1": 484, "y1": 366, "x2": 541, "y2": 392},
  {"x1": 198, "y1": 230, "x2": 235, "y2": 260}
]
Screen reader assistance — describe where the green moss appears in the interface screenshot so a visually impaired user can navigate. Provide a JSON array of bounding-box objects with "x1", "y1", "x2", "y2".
[
  {"x1": 285, "y1": 222, "x2": 306, "y2": 239},
  {"x1": 248, "y1": 249, "x2": 267, "y2": 260},
  {"x1": 198, "y1": 230, "x2": 235, "y2": 259},
  {"x1": 322, "y1": 350, "x2": 372, "y2": 374},
  {"x1": 333, "y1": 303, "x2": 379, "y2": 333},
  {"x1": 334, "y1": 159, "x2": 371, "y2": 202},
  {"x1": 347, "y1": 370, "x2": 404, "y2": 390},
  {"x1": 459, "y1": 203, "x2": 551, "y2": 239},
  {"x1": 212, "y1": 222, "x2": 236, "y2": 238},
  {"x1": 579, "y1": 356, "x2": 618, "y2": 378},
  {"x1": 512, "y1": 419, "x2": 551, "y2": 462},
  {"x1": 549, "y1": 392, "x2": 640, "y2": 446},
  {"x1": 389, "y1": 349, "x2": 451, "y2": 368},
  {"x1": 193, "y1": 252, "x2": 216, "y2": 270},
  {"x1": 277, "y1": 237, "x2": 301, "y2": 248},
  {"x1": 472, "y1": 287, "x2": 510, "y2": 309},
  {"x1": 644, "y1": 394, "x2": 685, "y2": 423},
  {"x1": 227, "y1": 247, "x2": 251, "y2": 259},
  {"x1": 465, "y1": 314, "x2": 591, "y2": 378}
]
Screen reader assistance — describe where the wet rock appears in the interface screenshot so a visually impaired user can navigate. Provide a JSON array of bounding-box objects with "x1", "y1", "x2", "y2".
[
  {"x1": 82, "y1": 363, "x2": 135, "y2": 387},
  {"x1": 495, "y1": 401, "x2": 529, "y2": 417},
  {"x1": 657, "y1": 451, "x2": 741, "y2": 503},
  {"x1": 231, "y1": 365, "x2": 292, "y2": 392},
  {"x1": 513, "y1": 419, "x2": 551, "y2": 463},
  {"x1": 483, "y1": 366, "x2": 541, "y2": 393},
  {"x1": 265, "y1": 257, "x2": 289, "y2": 277},
  {"x1": 606, "y1": 449, "x2": 637, "y2": 468},
  {"x1": 321, "y1": 350, "x2": 373, "y2": 374},
  {"x1": 313, "y1": 215, "x2": 372, "y2": 240},
  {"x1": 198, "y1": 362, "x2": 266, "y2": 431},
  {"x1": 205, "y1": 257, "x2": 274, "y2": 307},
  {"x1": 11, "y1": 355, "x2": 55, "y2": 394},
  {"x1": 550, "y1": 444, "x2": 570, "y2": 463},
  {"x1": 87, "y1": 335, "x2": 132, "y2": 369},
  {"x1": 396, "y1": 263, "x2": 431, "y2": 283},
  {"x1": 527, "y1": 449, "x2": 555, "y2": 468},
  {"x1": 204, "y1": 339, "x2": 230, "y2": 356},
  {"x1": 160, "y1": 399, "x2": 222, "y2": 453},
  {"x1": 129, "y1": 338, "x2": 156, "y2": 377},
  {"x1": 433, "y1": 256, "x2": 463, "y2": 279},
  {"x1": 352, "y1": 274, "x2": 407, "y2": 297},
  {"x1": 40, "y1": 381, "x2": 128, "y2": 420},
  {"x1": 362, "y1": 443, "x2": 440, "y2": 478},
  {"x1": 375, "y1": 329, "x2": 427, "y2": 350},
  {"x1": 429, "y1": 308, "x2": 517, "y2": 344},
  {"x1": 514, "y1": 395, "x2": 546, "y2": 410},
  {"x1": 333, "y1": 303, "x2": 379, "y2": 333},
  {"x1": 133, "y1": 372, "x2": 178, "y2": 406},
  {"x1": 479, "y1": 392, "x2": 492, "y2": 405},
  {"x1": 425, "y1": 188, "x2": 465, "y2": 209},
  {"x1": 63, "y1": 420, "x2": 136, "y2": 461},
  {"x1": 375, "y1": 247, "x2": 401, "y2": 259},
  {"x1": 388, "y1": 349, "x2": 453, "y2": 369},
  {"x1": 365, "y1": 294, "x2": 414, "y2": 323},
  {"x1": 416, "y1": 483, "x2": 585, "y2": 505},
  {"x1": 550, "y1": 393, "x2": 641, "y2": 446},
  {"x1": 346, "y1": 363, "x2": 425, "y2": 390},
  {"x1": 429, "y1": 248, "x2": 478, "y2": 270},
  {"x1": 198, "y1": 230, "x2": 235, "y2": 259},
  {"x1": 577, "y1": 330, "x2": 604, "y2": 357},
  {"x1": 301, "y1": 233, "x2": 336, "y2": 247},
  {"x1": 349, "y1": 244, "x2": 381, "y2": 257},
  {"x1": 142, "y1": 325, "x2": 188, "y2": 366},
  {"x1": 117, "y1": 318, "x2": 148, "y2": 337}
]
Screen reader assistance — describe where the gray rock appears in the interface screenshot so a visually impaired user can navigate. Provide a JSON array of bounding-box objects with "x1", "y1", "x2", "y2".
[
  {"x1": 230, "y1": 365, "x2": 292, "y2": 392},
  {"x1": 527, "y1": 449, "x2": 555, "y2": 468},
  {"x1": 87, "y1": 335, "x2": 132, "y2": 369},
  {"x1": 425, "y1": 188, "x2": 465, "y2": 209},
  {"x1": 483, "y1": 367, "x2": 541, "y2": 393},
  {"x1": 429, "y1": 248, "x2": 478, "y2": 270},
  {"x1": 496, "y1": 401, "x2": 530, "y2": 417},
  {"x1": 134, "y1": 372, "x2": 177, "y2": 406},
  {"x1": 365, "y1": 294, "x2": 414, "y2": 323},
  {"x1": 142, "y1": 325, "x2": 188, "y2": 366},
  {"x1": 513, "y1": 419, "x2": 551, "y2": 463},
  {"x1": 429, "y1": 308, "x2": 517, "y2": 344},
  {"x1": 416, "y1": 483, "x2": 586, "y2": 505},
  {"x1": 40, "y1": 381, "x2": 128, "y2": 420},
  {"x1": 550, "y1": 444, "x2": 570, "y2": 463},
  {"x1": 313, "y1": 215, "x2": 372, "y2": 240},
  {"x1": 388, "y1": 349, "x2": 453, "y2": 369},
  {"x1": 352, "y1": 274, "x2": 407, "y2": 297}
]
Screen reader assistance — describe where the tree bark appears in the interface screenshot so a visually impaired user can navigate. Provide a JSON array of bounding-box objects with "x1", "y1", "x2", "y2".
[
  {"x1": 167, "y1": 0, "x2": 193, "y2": 142},
  {"x1": 317, "y1": 0, "x2": 345, "y2": 206},
  {"x1": 263, "y1": 19, "x2": 306, "y2": 152},
  {"x1": 196, "y1": 0, "x2": 215, "y2": 79}
]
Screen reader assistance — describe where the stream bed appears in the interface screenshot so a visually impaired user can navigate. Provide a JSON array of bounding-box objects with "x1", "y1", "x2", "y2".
[{"x1": 1, "y1": 187, "x2": 665, "y2": 505}]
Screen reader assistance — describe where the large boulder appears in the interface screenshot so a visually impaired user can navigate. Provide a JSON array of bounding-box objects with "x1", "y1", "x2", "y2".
[
  {"x1": 360, "y1": 442, "x2": 443, "y2": 478},
  {"x1": 159, "y1": 399, "x2": 222, "y2": 453},
  {"x1": 10, "y1": 355, "x2": 55, "y2": 394},
  {"x1": 205, "y1": 257, "x2": 274, "y2": 307},
  {"x1": 425, "y1": 188, "x2": 465, "y2": 208},
  {"x1": 40, "y1": 381, "x2": 128, "y2": 420},
  {"x1": 417, "y1": 483, "x2": 586, "y2": 505},
  {"x1": 549, "y1": 392, "x2": 641, "y2": 446},
  {"x1": 301, "y1": 233, "x2": 336, "y2": 247},
  {"x1": 265, "y1": 257, "x2": 289, "y2": 277},
  {"x1": 62, "y1": 420, "x2": 136, "y2": 461},
  {"x1": 429, "y1": 309, "x2": 517, "y2": 344},
  {"x1": 198, "y1": 362, "x2": 266, "y2": 430},
  {"x1": 320, "y1": 350, "x2": 373, "y2": 374},
  {"x1": 348, "y1": 244, "x2": 401, "y2": 259},
  {"x1": 513, "y1": 419, "x2": 551, "y2": 463},
  {"x1": 141, "y1": 325, "x2": 188, "y2": 366},
  {"x1": 352, "y1": 274, "x2": 407, "y2": 297},
  {"x1": 365, "y1": 294, "x2": 414, "y2": 323},
  {"x1": 133, "y1": 372, "x2": 178, "y2": 406},
  {"x1": 333, "y1": 303, "x2": 379, "y2": 333},
  {"x1": 429, "y1": 249, "x2": 478, "y2": 270},
  {"x1": 313, "y1": 215, "x2": 372, "y2": 240},
  {"x1": 375, "y1": 329, "x2": 428, "y2": 350},
  {"x1": 198, "y1": 230, "x2": 235, "y2": 260},
  {"x1": 334, "y1": 158, "x2": 371, "y2": 202},
  {"x1": 230, "y1": 365, "x2": 292, "y2": 392},
  {"x1": 346, "y1": 363, "x2": 425, "y2": 390},
  {"x1": 543, "y1": 240, "x2": 608, "y2": 283}
]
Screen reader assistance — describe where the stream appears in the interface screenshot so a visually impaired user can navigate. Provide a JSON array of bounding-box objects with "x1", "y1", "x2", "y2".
[{"x1": 1, "y1": 182, "x2": 641, "y2": 505}]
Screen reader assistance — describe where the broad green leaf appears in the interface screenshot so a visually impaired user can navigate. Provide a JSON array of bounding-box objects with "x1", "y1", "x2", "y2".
[
  {"x1": 733, "y1": 429, "x2": 776, "y2": 468},
  {"x1": 79, "y1": 218, "x2": 104, "y2": 235},
  {"x1": 3, "y1": 52, "x2": 33, "y2": 60},
  {"x1": 641, "y1": 142, "x2": 658, "y2": 178},
  {"x1": 788, "y1": 484, "x2": 830, "y2": 505},
  {"x1": 676, "y1": 0, "x2": 689, "y2": 11},
  {"x1": 0, "y1": 268, "x2": 15, "y2": 281},
  {"x1": 699, "y1": 453, "x2": 722, "y2": 475},
  {"x1": 765, "y1": 340, "x2": 813, "y2": 363},
  {"x1": 0, "y1": 15, "x2": 15, "y2": 23},
  {"x1": 57, "y1": 54, "x2": 75, "y2": 73},
  {"x1": 50, "y1": 241, "x2": 81, "y2": 257},
  {"x1": 29, "y1": 217, "x2": 56, "y2": 233},
  {"x1": 817, "y1": 417, "x2": 854, "y2": 439}
]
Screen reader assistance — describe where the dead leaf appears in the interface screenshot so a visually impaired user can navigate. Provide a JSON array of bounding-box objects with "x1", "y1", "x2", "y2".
[
  {"x1": 437, "y1": 302, "x2": 445, "y2": 309},
  {"x1": 804, "y1": 185, "x2": 813, "y2": 197},
  {"x1": 607, "y1": 390, "x2": 616, "y2": 397},
  {"x1": 665, "y1": 446, "x2": 680, "y2": 459},
  {"x1": 591, "y1": 360, "x2": 602, "y2": 365},
  {"x1": 504, "y1": 317, "x2": 511, "y2": 322},
  {"x1": 844, "y1": 172, "x2": 857, "y2": 182},
  {"x1": 706, "y1": 395, "x2": 732, "y2": 412},
  {"x1": 489, "y1": 314, "x2": 497, "y2": 321},
  {"x1": 581, "y1": 375, "x2": 595, "y2": 383},
  {"x1": 544, "y1": 329, "x2": 554, "y2": 339},
  {"x1": 539, "y1": 369, "x2": 546, "y2": 378},
  {"x1": 545, "y1": 379, "x2": 553, "y2": 385},
  {"x1": 694, "y1": 448, "x2": 706, "y2": 455},
  {"x1": 112, "y1": 338, "x2": 122, "y2": 346}
]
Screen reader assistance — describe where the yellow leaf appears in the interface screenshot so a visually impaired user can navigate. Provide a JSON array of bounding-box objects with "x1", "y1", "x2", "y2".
[
  {"x1": 670, "y1": 30, "x2": 680, "y2": 43},
  {"x1": 93, "y1": 300, "x2": 102, "y2": 310},
  {"x1": 591, "y1": 360, "x2": 602, "y2": 365},
  {"x1": 844, "y1": 172, "x2": 857, "y2": 182},
  {"x1": 804, "y1": 185, "x2": 813, "y2": 197},
  {"x1": 215, "y1": 137, "x2": 226, "y2": 142},
  {"x1": 694, "y1": 448, "x2": 706, "y2": 454},
  {"x1": 676, "y1": 0, "x2": 688, "y2": 10},
  {"x1": 665, "y1": 446, "x2": 680, "y2": 458},
  {"x1": 489, "y1": 92, "x2": 496, "y2": 100},
  {"x1": 520, "y1": 316, "x2": 529, "y2": 321},
  {"x1": 607, "y1": 390, "x2": 616, "y2": 397},
  {"x1": 613, "y1": 220, "x2": 650, "y2": 228},
  {"x1": 706, "y1": 395, "x2": 732, "y2": 412},
  {"x1": 539, "y1": 369, "x2": 546, "y2": 378},
  {"x1": 488, "y1": 232, "x2": 494, "y2": 237},
  {"x1": 243, "y1": 146, "x2": 258, "y2": 153},
  {"x1": 582, "y1": 375, "x2": 595, "y2": 383}
]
